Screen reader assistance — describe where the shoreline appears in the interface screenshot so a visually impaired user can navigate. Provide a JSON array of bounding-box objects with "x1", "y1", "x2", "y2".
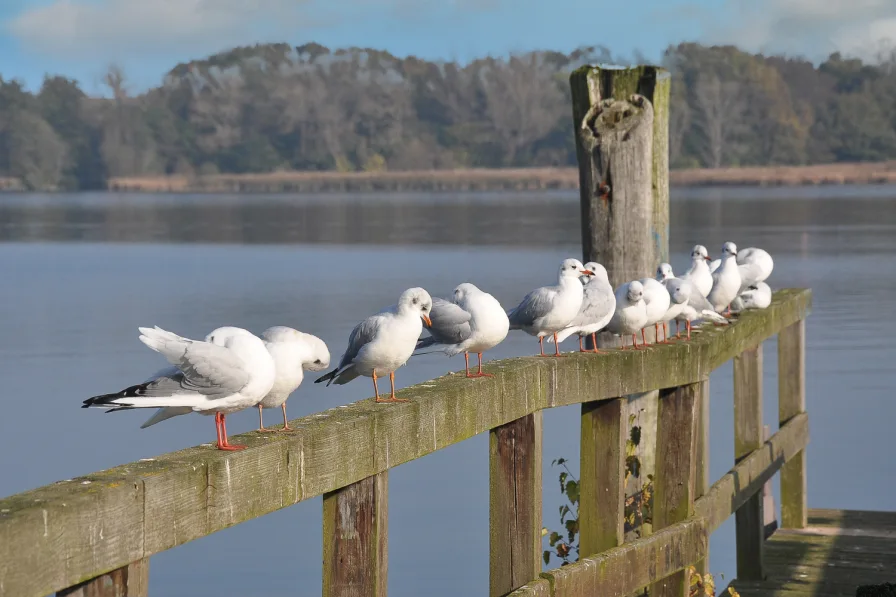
[{"x1": 6, "y1": 162, "x2": 896, "y2": 193}]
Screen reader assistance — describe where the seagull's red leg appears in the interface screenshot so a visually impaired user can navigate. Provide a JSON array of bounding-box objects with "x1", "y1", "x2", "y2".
[
  {"x1": 257, "y1": 405, "x2": 275, "y2": 432},
  {"x1": 676, "y1": 320, "x2": 681, "y2": 339},
  {"x1": 464, "y1": 352, "x2": 471, "y2": 377},
  {"x1": 579, "y1": 336, "x2": 584, "y2": 352},
  {"x1": 277, "y1": 403, "x2": 293, "y2": 432},
  {"x1": 538, "y1": 336, "x2": 546, "y2": 357},
  {"x1": 591, "y1": 332, "x2": 601, "y2": 353},
  {"x1": 380, "y1": 371, "x2": 410, "y2": 403},
  {"x1": 633, "y1": 333, "x2": 644, "y2": 350},
  {"x1": 466, "y1": 352, "x2": 494, "y2": 378},
  {"x1": 372, "y1": 371, "x2": 382, "y2": 402},
  {"x1": 687, "y1": 320, "x2": 692, "y2": 340},
  {"x1": 641, "y1": 328, "x2": 648, "y2": 346},
  {"x1": 553, "y1": 333, "x2": 563, "y2": 357},
  {"x1": 218, "y1": 413, "x2": 246, "y2": 451},
  {"x1": 215, "y1": 412, "x2": 225, "y2": 447}
]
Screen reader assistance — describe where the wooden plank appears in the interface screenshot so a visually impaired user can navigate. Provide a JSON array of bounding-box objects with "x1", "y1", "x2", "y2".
[
  {"x1": 489, "y1": 413, "x2": 542, "y2": 597},
  {"x1": 542, "y1": 518, "x2": 707, "y2": 596},
  {"x1": 694, "y1": 413, "x2": 808, "y2": 532},
  {"x1": 694, "y1": 378, "x2": 710, "y2": 575},
  {"x1": 808, "y1": 508, "x2": 896, "y2": 533},
  {"x1": 506, "y1": 579, "x2": 552, "y2": 597},
  {"x1": 733, "y1": 345, "x2": 764, "y2": 580},
  {"x1": 762, "y1": 425, "x2": 778, "y2": 539},
  {"x1": 779, "y1": 320, "x2": 807, "y2": 529},
  {"x1": 579, "y1": 398, "x2": 625, "y2": 556},
  {"x1": 322, "y1": 472, "x2": 388, "y2": 597},
  {"x1": 569, "y1": 65, "x2": 670, "y2": 287},
  {"x1": 0, "y1": 289, "x2": 811, "y2": 597},
  {"x1": 56, "y1": 559, "x2": 148, "y2": 597},
  {"x1": 650, "y1": 383, "x2": 699, "y2": 597}
]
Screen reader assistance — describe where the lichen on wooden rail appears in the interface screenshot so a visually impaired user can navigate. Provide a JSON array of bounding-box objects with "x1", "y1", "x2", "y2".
[
  {"x1": 695, "y1": 412, "x2": 809, "y2": 532},
  {"x1": 0, "y1": 289, "x2": 811, "y2": 597}
]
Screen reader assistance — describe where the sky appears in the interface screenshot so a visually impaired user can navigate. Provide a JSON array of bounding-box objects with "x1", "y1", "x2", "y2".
[{"x1": 1, "y1": 0, "x2": 896, "y2": 94}]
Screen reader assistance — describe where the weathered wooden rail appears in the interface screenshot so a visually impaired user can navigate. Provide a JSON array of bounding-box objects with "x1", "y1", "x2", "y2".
[{"x1": 0, "y1": 288, "x2": 811, "y2": 597}]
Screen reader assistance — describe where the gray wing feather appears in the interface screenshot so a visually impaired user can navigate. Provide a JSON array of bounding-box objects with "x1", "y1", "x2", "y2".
[
  {"x1": 569, "y1": 280, "x2": 615, "y2": 327},
  {"x1": 174, "y1": 343, "x2": 250, "y2": 395},
  {"x1": 508, "y1": 287, "x2": 556, "y2": 328},
  {"x1": 423, "y1": 297, "x2": 472, "y2": 345},
  {"x1": 338, "y1": 315, "x2": 384, "y2": 370}
]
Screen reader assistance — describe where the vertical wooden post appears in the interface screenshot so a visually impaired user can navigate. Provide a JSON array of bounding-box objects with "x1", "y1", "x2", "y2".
[
  {"x1": 579, "y1": 398, "x2": 626, "y2": 556},
  {"x1": 693, "y1": 378, "x2": 710, "y2": 575},
  {"x1": 323, "y1": 472, "x2": 388, "y2": 597},
  {"x1": 56, "y1": 559, "x2": 149, "y2": 597},
  {"x1": 570, "y1": 65, "x2": 670, "y2": 287},
  {"x1": 650, "y1": 383, "x2": 699, "y2": 597},
  {"x1": 489, "y1": 413, "x2": 543, "y2": 597},
  {"x1": 734, "y1": 346, "x2": 764, "y2": 580},
  {"x1": 778, "y1": 320, "x2": 807, "y2": 529}
]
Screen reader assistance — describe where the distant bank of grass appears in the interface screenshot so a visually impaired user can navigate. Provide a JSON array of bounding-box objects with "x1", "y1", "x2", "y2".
[{"x1": 7, "y1": 162, "x2": 896, "y2": 193}]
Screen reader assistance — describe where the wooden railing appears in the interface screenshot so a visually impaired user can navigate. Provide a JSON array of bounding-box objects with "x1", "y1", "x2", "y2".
[{"x1": 0, "y1": 289, "x2": 811, "y2": 597}]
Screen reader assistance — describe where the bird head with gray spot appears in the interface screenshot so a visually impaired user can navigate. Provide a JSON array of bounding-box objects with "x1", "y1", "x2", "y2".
[
  {"x1": 559, "y1": 258, "x2": 594, "y2": 282},
  {"x1": 398, "y1": 287, "x2": 433, "y2": 327},
  {"x1": 721, "y1": 241, "x2": 738, "y2": 259},
  {"x1": 627, "y1": 280, "x2": 645, "y2": 303},
  {"x1": 656, "y1": 263, "x2": 674, "y2": 281},
  {"x1": 691, "y1": 245, "x2": 711, "y2": 262},
  {"x1": 583, "y1": 262, "x2": 608, "y2": 284}
]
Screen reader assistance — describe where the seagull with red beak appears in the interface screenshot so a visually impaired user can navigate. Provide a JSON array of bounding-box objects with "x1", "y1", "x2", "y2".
[
  {"x1": 316, "y1": 287, "x2": 433, "y2": 403},
  {"x1": 507, "y1": 258, "x2": 595, "y2": 357}
]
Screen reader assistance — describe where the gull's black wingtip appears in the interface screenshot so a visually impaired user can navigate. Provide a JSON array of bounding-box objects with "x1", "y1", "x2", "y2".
[{"x1": 315, "y1": 368, "x2": 338, "y2": 385}]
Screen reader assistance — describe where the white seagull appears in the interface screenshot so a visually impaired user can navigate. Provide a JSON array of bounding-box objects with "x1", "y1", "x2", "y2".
[
  {"x1": 733, "y1": 282, "x2": 772, "y2": 311},
  {"x1": 414, "y1": 283, "x2": 509, "y2": 378},
  {"x1": 681, "y1": 245, "x2": 714, "y2": 297},
  {"x1": 507, "y1": 258, "x2": 594, "y2": 356},
  {"x1": 315, "y1": 287, "x2": 433, "y2": 402},
  {"x1": 707, "y1": 242, "x2": 743, "y2": 315},
  {"x1": 82, "y1": 326, "x2": 277, "y2": 451},
  {"x1": 710, "y1": 246, "x2": 774, "y2": 293},
  {"x1": 639, "y1": 277, "x2": 672, "y2": 344},
  {"x1": 550, "y1": 262, "x2": 616, "y2": 353},
  {"x1": 657, "y1": 263, "x2": 728, "y2": 339},
  {"x1": 255, "y1": 327, "x2": 330, "y2": 432},
  {"x1": 607, "y1": 280, "x2": 649, "y2": 350}
]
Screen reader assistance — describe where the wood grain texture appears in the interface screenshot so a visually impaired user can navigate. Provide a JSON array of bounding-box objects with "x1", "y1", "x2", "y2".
[
  {"x1": 650, "y1": 383, "x2": 699, "y2": 597},
  {"x1": 543, "y1": 518, "x2": 707, "y2": 596},
  {"x1": 322, "y1": 472, "x2": 388, "y2": 597},
  {"x1": 778, "y1": 320, "x2": 807, "y2": 529},
  {"x1": 579, "y1": 398, "x2": 625, "y2": 556},
  {"x1": 694, "y1": 413, "x2": 808, "y2": 532},
  {"x1": 489, "y1": 412, "x2": 542, "y2": 597},
  {"x1": 693, "y1": 378, "x2": 710, "y2": 575},
  {"x1": 734, "y1": 345, "x2": 765, "y2": 580},
  {"x1": 56, "y1": 559, "x2": 148, "y2": 597},
  {"x1": 569, "y1": 65, "x2": 670, "y2": 287},
  {"x1": 0, "y1": 289, "x2": 811, "y2": 597}
]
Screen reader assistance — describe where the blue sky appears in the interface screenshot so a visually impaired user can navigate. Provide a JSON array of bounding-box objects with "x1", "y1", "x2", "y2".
[{"x1": 1, "y1": 0, "x2": 895, "y2": 94}]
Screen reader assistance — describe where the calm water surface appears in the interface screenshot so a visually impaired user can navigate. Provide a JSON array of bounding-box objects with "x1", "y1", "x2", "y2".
[{"x1": 1, "y1": 186, "x2": 894, "y2": 596}]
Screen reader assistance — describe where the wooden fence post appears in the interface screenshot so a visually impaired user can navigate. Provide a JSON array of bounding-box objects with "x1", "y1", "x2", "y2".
[
  {"x1": 490, "y1": 413, "x2": 543, "y2": 597},
  {"x1": 778, "y1": 321, "x2": 807, "y2": 529},
  {"x1": 579, "y1": 398, "x2": 626, "y2": 556},
  {"x1": 649, "y1": 383, "x2": 699, "y2": 597},
  {"x1": 733, "y1": 346, "x2": 764, "y2": 580},
  {"x1": 693, "y1": 378, "x2": 710, "y2": 575},
  {"x1": 56, "y1": 559, "x2": 149, "y2": 597},
  {"x1": 323, "y1": 472, "x2": 388, "y2": 597}
]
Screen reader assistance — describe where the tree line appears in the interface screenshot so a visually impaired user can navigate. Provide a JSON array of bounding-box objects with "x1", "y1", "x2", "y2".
[{"x1": 2, "y1": 41, "x2": 896, "y2": 190}]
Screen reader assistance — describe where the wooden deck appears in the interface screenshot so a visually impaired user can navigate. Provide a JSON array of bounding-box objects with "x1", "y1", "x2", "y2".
[{"x1": 729, "y1": 509, "x2": 896, "y2": 597}]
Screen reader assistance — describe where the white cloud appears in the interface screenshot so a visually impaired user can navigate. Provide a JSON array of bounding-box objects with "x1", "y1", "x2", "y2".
[
  {"x1": 701, "y1": 0, "x2": 896, "y2": 60},
  {"x1": 5, "y1": 0, "x2": 311, "y2": 59}
]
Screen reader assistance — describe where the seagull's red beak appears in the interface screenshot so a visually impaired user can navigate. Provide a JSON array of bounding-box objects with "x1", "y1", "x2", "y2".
[
  {"x1": 422, "y1": 314, "x2": 432, "y2": 327},
  {"x1": 581, "y1": 269, "x2": 595, "y2": 276},
  {"x1": 704, "y1": 256, "x2": 712, "y2": 261}
]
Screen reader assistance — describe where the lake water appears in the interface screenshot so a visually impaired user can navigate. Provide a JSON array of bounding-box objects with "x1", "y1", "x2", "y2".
[{"x1": 1, "y1": 186, "x2": 894, "y2": 596}]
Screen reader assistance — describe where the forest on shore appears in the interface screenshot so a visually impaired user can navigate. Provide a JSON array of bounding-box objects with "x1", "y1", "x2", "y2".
[{"x1": 2, "y1": 41, "x2": 896, "y2": 190}]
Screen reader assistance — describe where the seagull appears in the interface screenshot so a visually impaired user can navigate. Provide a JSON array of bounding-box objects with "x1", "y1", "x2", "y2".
[
  {"x1": 507, "y1": 258, "x2": 594, "y2": 357},
  {"x1": 550, "y1": 262, "x2": 616, "y2": 353},
  {"x1": 709, "y1": 246, "x2": 774, "y2": 293},
  {"x1": 414, "y1": 283, "x2": 509, "y2": 378},
  {"x1": 606, "y1": 280, "x2": 648, "y2": 350},
  {"x1": 707, "y1": 242, "x2": 743, "y2": 315},
  {"x1": 733, "y1": 282, "x2": 772, "y2": 311},
  {"x1": 657, "y1": 263, "x2": 728, "y2": 339},
  {"x1": 255, "y1": 327, "x2": 330, "y2": 432},
  {"x1": 681, "y1": 245, "x2": 713, "y2": 297},
  {"x1": 82, "y1": 326, "x2": 277, "y2": 451},
  {"x1": 315, "y1": 287, "x2": 433, "y2": 403},
  {"x1": 639, "y1": 277, "x2": 672, "y2": 344}
]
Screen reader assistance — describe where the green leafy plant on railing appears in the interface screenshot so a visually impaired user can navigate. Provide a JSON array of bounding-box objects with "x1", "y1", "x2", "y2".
[{"x1": 543, "y1": 411, "x2": 652, "y2": 566}]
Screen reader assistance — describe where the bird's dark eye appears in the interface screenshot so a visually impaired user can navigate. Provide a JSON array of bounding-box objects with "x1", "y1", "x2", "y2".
[{"x1": 314, "y1": 359, "x2": 322, "y2": 365}]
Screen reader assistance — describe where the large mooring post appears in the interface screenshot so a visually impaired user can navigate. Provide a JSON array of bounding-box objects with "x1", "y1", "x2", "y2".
[{"x1": 570, "y1": 66, "x2": 672, "y2": 552}]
